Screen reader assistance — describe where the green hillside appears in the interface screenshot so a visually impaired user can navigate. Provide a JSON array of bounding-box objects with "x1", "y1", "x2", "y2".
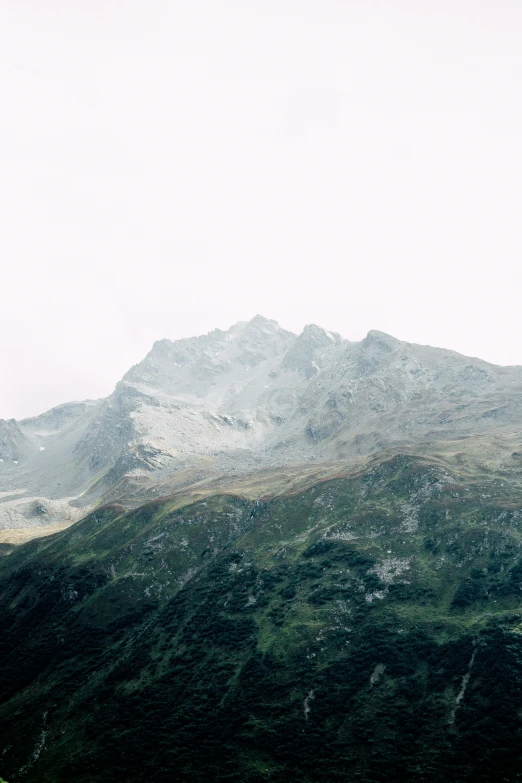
[{"x1": 1, "y1": 453, "x2": 522, "y2": 781}]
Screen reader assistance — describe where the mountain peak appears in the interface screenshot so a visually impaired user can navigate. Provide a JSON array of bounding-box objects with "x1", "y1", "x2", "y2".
[
  {"x1": 233, "y1": 315, "x2": 290, "y2": 337},
  {"x1": 249, "y1": 314, "x2": 280, "y2": 327},
  {"x1": 361, "y1": 330, "x2": 402, "y2": 352},
  {"x1": 364, "y1": 329, "x2": 401, "y2": 343},
  {"x1": 301, "y1": 324, "x2": 343, "y2": 344},
  {"x1": 5, "y1": 316, "x2": 522, "y2": 548}
]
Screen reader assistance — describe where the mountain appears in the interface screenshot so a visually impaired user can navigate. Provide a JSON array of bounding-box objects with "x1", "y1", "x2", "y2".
[
  {"x1": 1, "y1": 450, "x2": 522, "y2": 781},
  {"x1": 3, "y1": 319, "x2": 522, "y2": 781},
  {"x1": 2, "y1": 316, "x2": 522, "y2": 542}
]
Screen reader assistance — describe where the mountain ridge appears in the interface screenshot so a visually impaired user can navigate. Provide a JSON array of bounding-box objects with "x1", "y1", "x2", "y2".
[
  {"x1": 3, "y1": 320, "x2": 522, "y2": 780},
  {"x1": 2, "y1": 316, "x2": 522, "y2": 540}
]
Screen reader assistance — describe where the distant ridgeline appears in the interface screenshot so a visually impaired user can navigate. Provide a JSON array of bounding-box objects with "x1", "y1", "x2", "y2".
[{"x1": 1, "y1": 454, "x2": 522, "y2": 781}]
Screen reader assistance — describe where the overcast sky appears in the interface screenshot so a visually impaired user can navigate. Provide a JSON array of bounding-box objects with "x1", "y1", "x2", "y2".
[{"x1": 1, "y1": 1, "x2": 521, "y2": 419}]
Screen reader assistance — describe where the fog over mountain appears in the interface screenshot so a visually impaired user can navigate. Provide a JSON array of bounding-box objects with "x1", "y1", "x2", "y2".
[{"x1": 2, "y1": 315, "x2": 522, "y2": 539}]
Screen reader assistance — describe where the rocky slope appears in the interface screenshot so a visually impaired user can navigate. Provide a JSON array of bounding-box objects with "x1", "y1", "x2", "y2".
[{"x1": 2, "y1": 315, "x2": 522, "y2": 538}]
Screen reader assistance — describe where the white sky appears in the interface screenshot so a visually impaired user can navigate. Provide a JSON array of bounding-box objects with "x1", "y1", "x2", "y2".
[{"x1": 1, "y1": 1, "x2": 522, "y2": 419}]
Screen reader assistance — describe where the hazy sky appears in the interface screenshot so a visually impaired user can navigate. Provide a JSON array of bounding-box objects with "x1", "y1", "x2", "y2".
[{"x1": 1, "y1": 1, "x2": 522, "y2": 419}]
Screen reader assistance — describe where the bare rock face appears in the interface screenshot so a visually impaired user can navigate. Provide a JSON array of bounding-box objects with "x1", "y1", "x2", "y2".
[
  {"x1": 281, "y1": 324, "x2": 344, "y2": 379},
  {"x1": 3, "y1": 315, "x2": 522, "y2": 534},
  {"x1": 0, "y1": 419, "x2": 36, "y2": 464}
]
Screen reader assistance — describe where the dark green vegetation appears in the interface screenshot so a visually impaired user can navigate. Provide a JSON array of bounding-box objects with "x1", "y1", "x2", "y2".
[{"x1": 2, "y1": 454, "x2": 522, "y2": 781}]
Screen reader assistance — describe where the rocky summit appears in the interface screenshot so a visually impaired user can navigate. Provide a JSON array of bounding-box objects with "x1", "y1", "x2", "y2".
[
  {"x1": 2, "y1": 319, "x2": 522, "y2": 782},
  {"x1": 2, "y1": 316, "x2": 522, "y2": 541}
]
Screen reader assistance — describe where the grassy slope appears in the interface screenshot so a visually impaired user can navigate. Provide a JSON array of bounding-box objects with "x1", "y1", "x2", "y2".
[{"x1": 1, "y1": 453, "x2": 522, "y2": 781}]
